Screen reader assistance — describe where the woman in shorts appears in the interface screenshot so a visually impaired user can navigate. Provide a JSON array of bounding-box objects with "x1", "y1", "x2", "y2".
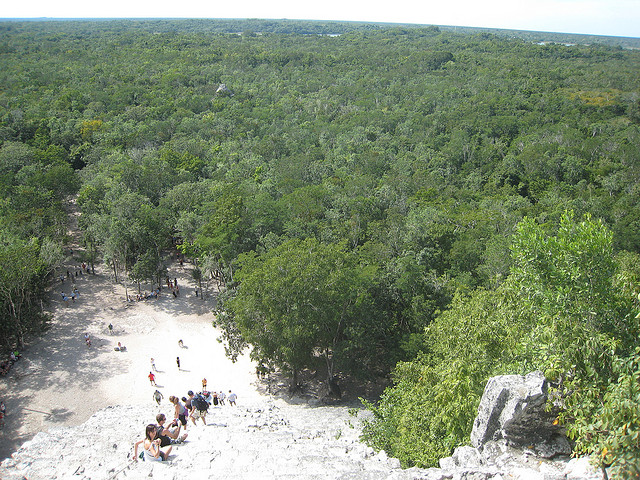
[{"x1": 169, "y1": 395, "x2": 188, "y2": 429}]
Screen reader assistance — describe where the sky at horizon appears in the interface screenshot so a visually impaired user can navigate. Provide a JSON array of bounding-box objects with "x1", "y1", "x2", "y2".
[{"x1": 1, "y1": 0, "x2": 639, "y2": 38}]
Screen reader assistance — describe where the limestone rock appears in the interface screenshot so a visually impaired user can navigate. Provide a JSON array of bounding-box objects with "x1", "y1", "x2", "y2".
[
  {"x1": 216, "y1": 83, "x2": 233, "y2": 96},
  {"x1": 470, "y1": 370, "x2": 569, "y2": 458}
]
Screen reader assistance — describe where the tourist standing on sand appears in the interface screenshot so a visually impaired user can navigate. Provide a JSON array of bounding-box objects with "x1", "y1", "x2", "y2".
[
  {"x1": 202, "y1": 378, "x2": 207, "y2": 391},
  {"x1": 228, "y1": 390, "x2": 237, "y2": 406},
  {"x1": 150, "y1": 357, "x2": 157, "y2": 372},
  {"x1": 176, "y1": 356, "x2": 180, "y2": 370}
]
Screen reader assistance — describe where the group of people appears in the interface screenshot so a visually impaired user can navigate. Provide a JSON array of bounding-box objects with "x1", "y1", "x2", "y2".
[
  {"x1": 167, "y1": 277, "x2": 180, "y2": 298},
  {"x1": 199, "y1": 388, "x2": 237, "y2": 407},
  {"x1": 59, "y1": 262, "x2": 88, "y2": 285},
  {"x1": 126, "y1": 277, "x2": 183, "y2": 302},
  {"x1": 60, "y1": 287, "x2": 80, "y2": 305},
  {"x1": 128, "y1": 288, "x2": 161, "y2": 302},
  {"x1": 135, "y1": 387, "x2": 238, "y2": 463},
  {"x1": 1, "y1": 351, "x2": 21, "y2": 376},
  {"x1": 151, "y1": 382, "x2": 237, "y2": 410}
]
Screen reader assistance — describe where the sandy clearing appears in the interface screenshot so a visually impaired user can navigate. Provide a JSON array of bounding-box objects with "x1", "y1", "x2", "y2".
[{"x1": 0, "y1": 260, "x2": 260, "y2": 460}]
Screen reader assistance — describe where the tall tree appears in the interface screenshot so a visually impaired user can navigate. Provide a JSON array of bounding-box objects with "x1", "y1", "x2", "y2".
[
  {"x1": 0, "y1": 235, "x2": 49, "y2": 349},
  {"x1": 220, "y1": 238, "x2": 374, "y2": 393}
]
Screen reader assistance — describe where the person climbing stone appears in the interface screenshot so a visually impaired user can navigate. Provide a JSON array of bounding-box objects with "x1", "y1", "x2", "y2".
[{"x1": 155, "y1": 413, "x2": 187, "y2": 446}]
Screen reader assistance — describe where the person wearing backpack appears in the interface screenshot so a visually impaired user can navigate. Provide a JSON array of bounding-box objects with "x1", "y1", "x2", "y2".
[{"x1": 188, "y1": 391, "x2": 208, "y2": 426}]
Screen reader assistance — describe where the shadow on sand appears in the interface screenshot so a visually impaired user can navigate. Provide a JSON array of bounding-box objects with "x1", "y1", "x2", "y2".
[{"x1": 0, "y1": 256, "x2": 219, "y2": 461}]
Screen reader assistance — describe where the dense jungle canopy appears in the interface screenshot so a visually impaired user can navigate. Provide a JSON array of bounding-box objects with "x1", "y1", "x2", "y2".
[{"x1": 1, "y1": 19, "x2": 639, "y2": 475}]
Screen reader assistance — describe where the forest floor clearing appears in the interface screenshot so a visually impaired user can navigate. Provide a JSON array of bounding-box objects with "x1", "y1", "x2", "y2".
[
  {"x1": 0, "y1": 197, "x2": 260, "y2": 460},
  {"x1": 0, "y1": 256, "x2": 260, "y2": 460}
]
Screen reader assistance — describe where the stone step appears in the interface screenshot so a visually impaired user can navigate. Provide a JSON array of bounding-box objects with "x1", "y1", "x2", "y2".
[{"x1": 0, "y1": 399, "x2": 411, "y2": 480}]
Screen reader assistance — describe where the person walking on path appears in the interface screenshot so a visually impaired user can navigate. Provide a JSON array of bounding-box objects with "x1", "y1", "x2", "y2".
[
  {"x1": 148, "y1": 371, "x2": 157, "y2": 386},
  {"x1": 153, "y1": 390, "x2": 163, "y2": 405},
  {"x1": 228, "y1": 390, "x2": 237, "y2": 406},
  {"x1": 151, "y1": 357, "x2": 157, "y2": 372}
]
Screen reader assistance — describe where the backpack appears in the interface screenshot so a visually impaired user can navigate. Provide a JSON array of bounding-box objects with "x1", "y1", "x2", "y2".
[{"x1": 192, "y1": 394, "x2": 209, "y2": 412}]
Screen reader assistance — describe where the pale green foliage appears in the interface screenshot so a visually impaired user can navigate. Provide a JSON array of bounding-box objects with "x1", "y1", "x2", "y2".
[
  {"x1": 362, "y1": 212, "x2": 638, "y2": 469},
  {"x1": 507, "y1": 213, "x2": 637, "y2": 466},
  {"x1": 362, "y1": 288, "x2": 519, "y2": 467},
  {"x1": 510, "y1": 212, "x2": 618, "y2": 338},
  {"x1": 38, "y1": 237, "x2": 63, "y2": 274},
  {"x1": 589, "y1": 347, "x2": 640, "y2": 478}
]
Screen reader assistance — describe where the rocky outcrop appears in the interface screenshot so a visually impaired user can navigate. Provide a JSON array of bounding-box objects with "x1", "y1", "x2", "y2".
[
  {"x1": 471, "y1": 370, "x2": 571, "y2": 458},
  {"x1": 438, "y1": 371, "x2": 604, "y2": 480},
  {"x1": 216, "y1": 83, "x2": 233, "y2": 96},
  {"x1": 0, "y1": 372, "x2": 605, "y2": 479}
]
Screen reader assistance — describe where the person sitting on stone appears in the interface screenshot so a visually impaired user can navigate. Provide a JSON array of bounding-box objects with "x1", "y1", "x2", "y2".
[
  {"x1": 133, "y1": 424, "x2": 172, "y2": 462},
  {"x1": 155, "y1": 413, "x2": 187, "y2": 446}
]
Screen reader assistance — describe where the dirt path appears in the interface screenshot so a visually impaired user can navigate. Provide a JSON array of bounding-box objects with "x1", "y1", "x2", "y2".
[{"x1": 0, "y1": 200, "x2": 260, "y2": 460}]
